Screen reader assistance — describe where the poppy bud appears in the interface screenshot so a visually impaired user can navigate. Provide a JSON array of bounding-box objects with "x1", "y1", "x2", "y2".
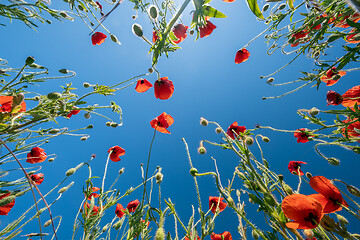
[
  {"x1": 190, "y1": 167, "x2": 198, "y2": 176},
  {"x1": 215, "y1": 127, "x2": 222, "y2": 134},
  {"x1": 110, "y1": 122, "x2": 118, "y2": 128},
  {"x1": 49, "y1": 129, "x2": 60, "y2": 134},
  {"x1": 44, "y1": 219, "x2": 52, "y2": 227},
  {"x1": 106, "y1": 121, "x2": 111, "y2": 126},
  {"x1": 155, "y1": 172, "x2": 163, "y2": 183},
  {"x1": 59, "y1": 69, "x2": 69, "y2": 74},
  {"x1": 84, "y1": 112, "x2": 91, "y2": 119},
  {"x1": 262, "y1": 136, "x2": 270, "y2": 142},
  {"x1": 245, "y1": 137, "x2": 254, "y2": 145},
  {"x1": 58, "y1": 181, "x2": 74, "y2": 194},
  {"x1": 119, "y1": 167, "x2": 125, "y2": 175},
  {"x1": 47, "y1": 92, "x2": 62, "y2": 100},
  {"x1": 327, "y1": 157, "x2": 340, "y2": 166},
  {"x1": 132, "y1": 15, "x2": 137, "y2": 19},
  {"x1": 102, "y1": 224, "x2": 109, "y2": 232},
  {"x1": 336, "y1": 214, "x2": 348, "y2": 225},
  {"x1": 278, "y1": 3, "x2": 286, "y2": 10},
  {"x1": 236, "y1": 189, "x2": 241, "y2": 197},
  {"x1": 83, "y1": 82, "x2": 91, "y2": 88},
  {"x1": 111, "y1": 34, "x2": 119, "y2": 43},
  {"x1": 29, "y1": 63, "x2": 44, "y2": 69},
  {"x1": 25, "y1": 56, "x2": 35, "y2": 66},
  {"x1": 148, "y1": 68, "x2": 154, "y2": 73},
  {"x1": 132, "y1": 23, "x2": 143, "y2": 37},
  {"x1": 200, "y1": 117, "x2": 208, "y2": 126},
  {"x1": 252, "y1": 229, "x2": 260, "y2": 240},
  {"x1": 189, "y1": 29, "x2": 195, "y2": 35},
  {"x1": 60, "y1": 11, "x2": 69, "y2": 18},
  {"x1": 78, "y1": 4, "x2": 84, "y2": 11},
  {"x1": 306, "y1": 172, "x2": 312, "y2": 179},
  {"x1": 155, "y1": 227, "x2": 165, "y2": 240},
  {"x1": 309, "y1": 107, "x2": 319, "y2": 116},
  {"x1": 227, "y1": 196, "x2": 235, "y2": 207},
  {"x1": 86, "y1": 124, "x2": 93, "y2": 129},
  {"x1": 266, "y1": 77, "x2": 274, "y2": 83},
  {"x1": 113, "y1": 220, "x2": 122, "y2": 230},
  {"x1": 347, "y1": 184, "x2": 360, "y2": 197},
  {"x1": 262, "y1": 4, "x2": 270, "y2": 12},
  {"x1": 197, "y1": 146, "x2": 206, "y2": 154},
  {"x1": 80, "y1": 136, "x2": 88, "y2": 141},
  {"x1": 48, "y1": 157, "x2": 55, "y2": 162},
  {"x1": 34, "y1": 96, "x2": 40, "y2": 101},
  {"x1": 66, "y1": 168, "x2": 76, "y2": 176},
  {"x1": 278, "y1": 174, "x2": 283, "y2": 181},
  {"x1": 148, "y1": 5, "x2": 158, "y2": 20},
  {"x1": 283, "y1": 183, "x2": 293, "y2": 195},
  {"x1": 46, "y1": 20, "x2": 52, "y2": 24}
]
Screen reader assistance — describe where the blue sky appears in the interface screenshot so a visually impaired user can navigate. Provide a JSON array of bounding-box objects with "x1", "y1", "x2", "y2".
[{"x1": 1, "y1": 0, "x2": 360, "y2": 238}]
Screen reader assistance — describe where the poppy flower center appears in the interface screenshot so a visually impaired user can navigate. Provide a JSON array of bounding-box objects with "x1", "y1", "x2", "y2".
[{"x1": 304, "y1": 212, "x2": 318, "y2": 226}]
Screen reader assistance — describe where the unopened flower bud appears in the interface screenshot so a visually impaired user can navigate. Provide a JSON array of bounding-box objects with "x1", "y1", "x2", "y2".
[
  {"x1": 347, "y1": 184, "x2": 360, "y2": 197},
  {"x1": 306, "y1": 172, "x2": 312, "y2": 179},
  {"x1": 131, "y1": 15, "x2": 137, "y2": 19},
  {"x1": 189, "y1": 29, "x2": 195, "y2": 35},
  {"x1": 335, "y1": 214, "x2": 348, "y2": 225},
  {"x1": 353, "y1": 147, "x2": 360, "y2": 154},
  {"x1": 119, "y1": 167, "x2": 125, "y2": 175},
  {"x1": 155, "y1": 172, "x2": 163, "y2": 183},
  {"x1": 60, "y1": 11, "x2": 69, "y2": 18},
  {"x1": 110, "y1": 122, "x2": 118, "y2": 128},
  {"x1": 200, "y1": 117, "x2": 208, "y2": 126},
  {"x1": 155, "y1": 227, "x2": 165, "y2": 240},
  {"x1": 106, "y1": 121, "x2": 111, "y2": 126},
  {"x1": 113, "y1": 220, "x2": 122, "y2": 230},
  {"x1": 111, "y1": 34, "x2": 119, "y2": 43},
  {"x1": 34, "y1": 96, "x2": 40, "y2": 101},
  {"x1": 278, "y1": 174, "x2": 283, "y2": 181},
  {"x1": 80, "y1": 136, "x2": 88, "y2": 141},
  {"x1": 25, "y1": 56, "x2": 35, "y2": 66},
  {"x1": 86, "y1": 124, "x2": 93, "y2": 129},
  {"x1": 266, "y1": 77, "x2": 274, "y2": 83},
  {"x1": 190, "y1": 167, "x2": 198, "y2": 176},
  {"x1": 262, "y1": 136, "x2": 270, "y2": 142},
  {"x1": 49, "y1": 129, "x2": 60, "y2": 134},
  {"x1": 148, "y1": 68, "x2": 154, "y2": 73},
  {"x1": 215, "y1": 127, "x2": 222, "y2": 134},
  {"x1": 197, "y1": 146, "x2": 206, "y2": 154},
  {"x1": 283, "y1": 183, "x2": 293, "y2": 195},
  {"x1": 327, "y1": 157, "x2": 340, "y2": 166},
  {"x1": 59, "y1": 69, "x2": 69, "y2": 74},
  {"x1": 102, "y1": 224, "x2": 109, "y2": 232},
  {"x1": 132, "y1": 23, "x2": 143, "y2": 37},
  {"x1": 245, "y1": 137, "x2": 254, "y2": 145},
  {"x1": 48, "y1": 157, "x2": 55, "y2": 162},
  {"x1": 47, "y1": 92, "x2": 62, "y2": 100},
  {"x1": 83, "y1": 82, "x2": 90, "y2": 88},
  {"x1": 44, "y1": 219, "x2": 52, "y2": 227},
  {"x1": 278, "y1": 3, "x2": 286, "y2": 10},
  {"x1": 148, "y1": 5, "x2": 158, "y2": 20},
  {"x1": 84, "y1": 112, "x2": 91, "y2": 119},
  {"x1": 252, "y1": 229, "x2": 260, "y2": 240},
  {"x1": 58, "y1": 181, "x2": 74, "y2": 194},
  {"x1": 66, "y1": 168, "x2": 76, "y2": 176},
  {"x1": 309, "y1": 107, "x2": 319, "y2": 116},
  {"x1": 227, "y1": 196, "x2": 235, "y2": 207}
]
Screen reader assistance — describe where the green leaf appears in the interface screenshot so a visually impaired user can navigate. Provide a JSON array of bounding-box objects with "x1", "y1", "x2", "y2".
[
  {"x1": 346, "y1": 18, "x2": 360, "y2": 29},
  {"x1": 245, "y1": 0, "x2": 265, "y2": 20},
  {"x1": 287, "y1": 0, "x2": 294, "y2": 9},
  {"x1": 203, "y1": 6, "x2": 227, "y2": 18}
]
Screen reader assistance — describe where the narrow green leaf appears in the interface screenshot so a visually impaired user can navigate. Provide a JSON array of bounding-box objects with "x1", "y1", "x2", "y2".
[
  {"x1": 287, "y1": 0, "x2": 294, "y2": 9},
  {"x1": 245, "y1": 0, "x2": 265, "y2": 20},
  {"x1": 203, "y1": 6, "x2": 227, "y2": 18}
]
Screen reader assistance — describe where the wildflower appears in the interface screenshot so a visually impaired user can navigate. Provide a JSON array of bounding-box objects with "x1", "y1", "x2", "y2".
[
  {"x1": 30, "y1": 173, "x2": 44, "y2": 185},
  {"x1": 150, "y1": 112, "x2": 174, "y2": 134},
  {"x1": 87, "y1": 187, "x2": 100, "y2": 200},
  {"x1": 199, "y1": 20, "x2": 217, "y2": 38},
  {"x1": 235, "y1": 48, "x2": 250, "y2": 64},
  {"x1": 211, "y1": 232, "x2": 233, "y2": 240},
  {"x1": 84, "y1": 202, "x2": 99, "y2": 217},
  {"x1": 294, "y1": 128, "x2": 312, "y2": 143},
  {"x1": 346, "y1": 29, "x2": 360, "y2": 43},
  {"x1": 115, "y1": 203, "x2": 126, "y2": 218},
  {"x1": 152, "y1": 31, "x2": 159, "y2": 43},
  {"x1": 335, "y1": 13, "x2": 360, "y2": 28},
  {"x1": 185, "y1": 234, "x2": 200, "y2": 240},
  {"x1": 309, "y1": 176, "x2": 348, "y2": 214},
  {"x1": 282, "y1": 194, "x2": 323, "y2": 229},
  {"x1": 290, "y1": 30, "x2": 309, "y2": 47},
  {"x1": 0, "y1": 192, "x2": 15, "y2": 215},
  {"x1": 91, "y1": 32, "x2": 107, "y2": 45},
  {"x1": 135, "y1": 79, "x2": 153, "y2": 93},
  {"x1": 288, "y1": 161, "x2": 307, "y2": 176},
  {"x1": 321, "y1": 67, "x2": 346, "y2": 86},
  {"x1": 26, "y1": 147, "x2": 47, "y2": 164},
  {"x1": 326, "y1": 90, "x2": 343, "y2": 105},
  {"x1": 67, "y1": 107, "x2": 81, "y2": 118},
  {"x1": 108, "y1": 146, "x2": 125, "y2": 162},
  {"x1": 127, "y1": 199, "x2": 140, "y2": 213},
  {"x1": 342, "y1": 85, "x2": 360, "y2": 108},
  {"x1": 154, "y1": 77, "x2": 174, "y2": 100},
  {"x1": 0, "y1": 95, "x2": 26, "y2": 113},
  {"x1": 172, "y1": 24, "x2": 188, "y2": 44},
  {"x1": 209, "y1": 196, "x2": 227, "y2": 214},
  {"x1": 342, "y1": 118, "x2": 360, "y2": 141},
  {"x1": 226, "y1": 122, "x2": 246, "y2": 140}
]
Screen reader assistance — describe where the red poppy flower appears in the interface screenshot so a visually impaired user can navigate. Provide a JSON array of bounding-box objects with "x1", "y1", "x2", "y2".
[
  {"x1": 281, "y1": 194, "x2": 323, "y2": 229},
  {"x1": 211, "y1": 232, "x2": 232, "y2": 240},
  {"x1": 342, "y1": 85, "x2": 360, "y2": 108},
  {"x1": 172, "y1": 24, "x2": 188, "y2": 44},
  {"x1": 209, "y1": 196, "x2": 227, "y2": 214},
  {"x1": 223, "y1": 0, "x2": 236, "y2": 2},
  {"x1": 342, "y1": 118, "x2": 360, "y2": 141},
  {"x1": 95, "y1": 1, "x2": 103, "y2": 11},
  {"x1": 226, "y1": 122, "x2": 246, "y2": 140},
  {"x1": 321, "y1": 67, "x2": 346, "y2": 86},
  {"x1": 30, "y1": 173, "x2": 44, "y2": 185},
  {"x1": 108, "y1": 146, "x2": 125, "y2": 162},
  {"x1": 290, "y1": 30, "x2": 309, "y2": 47},
  {"x1": 91, "y1": 32, "x2": 107, "y2": 45},
  {"x1": 135, "y1": 79, "x2": 153, "y2": 93},
  {"x1": 0, "y1": 192, "x2": 15, "y2": 215},
  {"x1": 309, "y1": 176, "x2": 348, "y2": 214},
  {"x1": 150, "y1": 112, "x2": 174, "y2": 134},
  {"x1": 335, "y1": 13, "x2": 360, "y2": 28},
  {"x1": 84, "y1": 202, "x2": 100, "y2": 217},
  {"x1": 26, "y1": 147, "x2": 47, "y2": 164},
  {"x1": 0, "y1": 96, "x2": 26, "y2": 113},
  {"x1": 67, "y1": 107, "x2": 81, "y2": 118},
  {"x1": 199, "y1": 20, "x2": 217, "y2": 38},
  {"x1": 141, "y1": 219, "x2": 149, "y2": 228},
  {"x1": 87, "y1": 187, "x2": 100, "y2": 200},
  {"x1": 154, "y1": 77, "x2": 174, "y2": 100},
  {"x1": 288, "y1": 161, "x2": 307, "y2": 176},
  {"x1": 127, "y1": 199, "x2": 140, "y2": 213},
  {"x1": 294, "y1": 128, "x2": 312, "y2": 143},
  {"x1": 326, "y1": 90, "x2": 343, "y2": 106},
  {"x1": 185, "y1": 234, "x2": 200, "y2": 240},
  {"x1": 115, "y1": 203, "x2": 126, "y2": 218},
  {"x1": 235, "y1": 48, "x2": 250, "y2": 64},
  {"x1": 152, "y1": 31, "x2": 159, "y2": 43},
  {"x1": 346, "y1": 29, "x2": 360, "y2": 43}
]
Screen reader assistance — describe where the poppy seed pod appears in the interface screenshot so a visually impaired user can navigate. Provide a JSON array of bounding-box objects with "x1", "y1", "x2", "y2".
[
  {"x1": 346, "y1": 184, "x2": 360, "y2": 197},
  {"x1": 25, "y1": 56, "x2": 35, "y2": 66},
  {"x1": 309, "y1": 107, "x2": 320, "y2": 116},
  {"x1": 132, "y1": 23, "x2": 143, "y2": 37},
  {"x1": 148, "y1": 5, "x2": 158, "y2": 20},
  {"x1": 190, "y1": 167, "x2": 198, "y2": 176},
  {"x1": 47, "y1": 92, "x2": 62, "y2": 100},
  {"x1": 327, "y1": 157, "x2": 340, "y2": 166},
  {"x1": 148, "y1": 68, "x2": 154, "y2": 73}
]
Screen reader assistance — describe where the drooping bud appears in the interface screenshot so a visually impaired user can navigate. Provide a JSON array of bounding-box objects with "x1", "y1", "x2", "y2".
[
  {"x1": 245, "y1": 137, "x2": 254, "y2": 145},
  {"x1": 59, "y1": 69, "x2": 69, "y2": 74},
  {"x1": 119, "y1": 167, "x2": 125, "y2": 175},
  {"x1": 335, "y1": 214, "x2": 348, "y2": 225},
  {"x1": 83, "y1": 82, "x2": 90, "y2": 88},
  {"x1": 278, "y1": 3, "x2": 286, "y2": 10},
  {"x1": 58, "y1": 181, "x2": 74, "y2": 194},
  {"x1": 66, "y1": 168, "x2": 76, "y2": 176},
  {"x1": 200, "y1": 117, "x2": 208, "y2": 126},
  {"x1": 111, "y1": 34, "x2": 119, "y2": 43},
  {"x1": 262, "y1": 136, "x2": 270, "y2": 142},
  {"x1": 48, "y1": 157, "x2": 55, "y2": 162},
  {"x1": 106, "y1": 121, "x2": 111, "y2": 127},
  {"x1": 148, "y1": 68, "x2": 154, "y2": 73},
  {"x1": 155, "y1": 172, "x2": 164, "y2": 183},
  {"x1": 84, "y1": 112, "x2": 91, "y2": 119},
  {"x1": 309, "y1": 107, "x2": 319, "y2": 116},
  {"x1": 190, "y1": 167, "x2": 198, "y2": 176},
  {"x1": 113, "y1": 220, "x2": 122, "y2": 230},
  {"x1": 347, "y1": 184, "x2": 360, "y2": 197},
  {"x1": 197, "y1": 141, "x2": 206, "y2": 154},
  {"x1": 278, "y1": 174, "x2": 283, "y2": 181},
  {"x1": 102, "y1": 224, "x2": 109, "y2": 232},
  {"x1": 262, "y1": 3, "x2": 270, "y2": 12},
  {"x1": 25, "y1": 56, "x2": 35, "y2": 66},
  {"x1": 148, "y1": 5, "x2": 158, "y2": 20},
  {"x1": 132, "y1": 23, "x2": 143, "y2": 37},
  {"x1": 266, "y1": 77, "x2": 274, "y2": 83},
  {"x1": 303, "y1": 229, "x2": 314, "y2": 239},
  {"x1": 110, "y1": 122, "x2": 118, "y2": 128},
  {"x1": 283, "y1": 183, "x2": 293, "y2": 195},
  {"x1": 306, "y1": 172, "x2": 312, "y2": 179},
  {"x1": 327, "y1": 157, "x2": 340, "y2": 166},
  {"x1": 47, "y1": 92, "x2": 62, "y2": 100},
  {"x1": 80, "y1": 136, "x2": 88, "y2": 141},
  {"x1": 215, "y1": 127, "x2": 222, "y2": 134},
  {"x1": 86, "y1": 124, "x2": 93, "y2": 129}
]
